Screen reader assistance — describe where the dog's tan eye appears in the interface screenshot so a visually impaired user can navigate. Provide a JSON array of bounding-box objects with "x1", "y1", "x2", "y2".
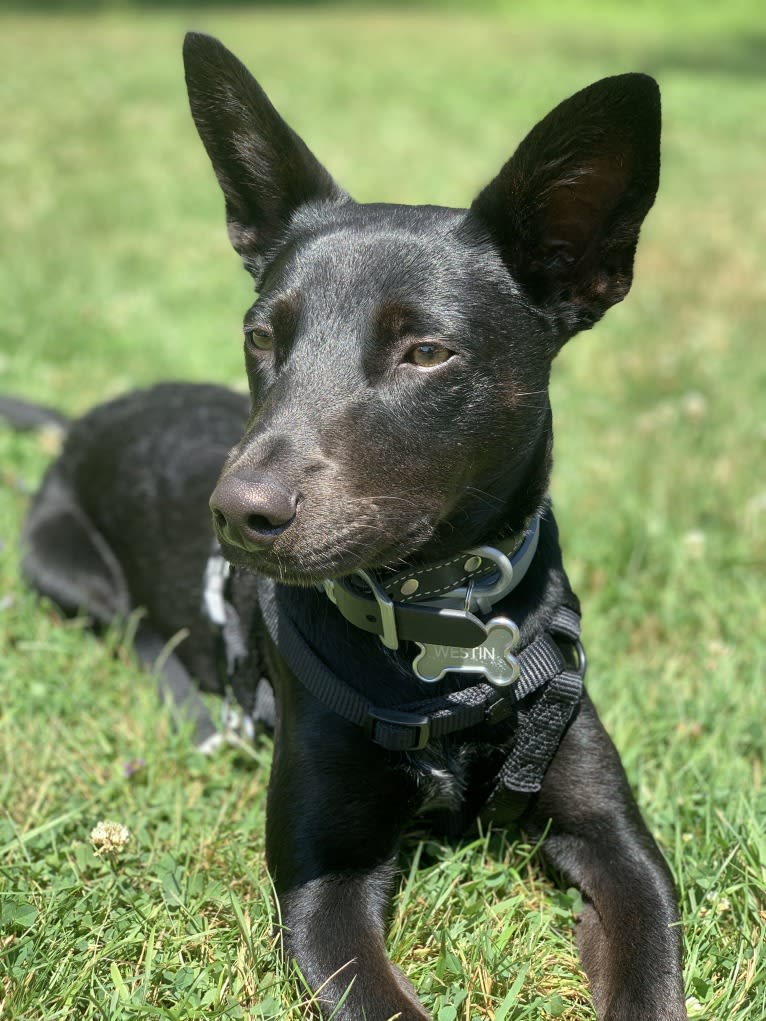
[
  {"x1": 245, "y1": 327, "x2": 273, "y2": 352},
  {"x1": 405, "y1": 343, "x2": 452, "y2": 369}
]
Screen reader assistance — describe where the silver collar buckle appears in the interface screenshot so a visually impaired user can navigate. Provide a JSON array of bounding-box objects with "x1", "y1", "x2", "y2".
[{"x1": 443, "y1": 543, "x2": 517, "y2": 614}]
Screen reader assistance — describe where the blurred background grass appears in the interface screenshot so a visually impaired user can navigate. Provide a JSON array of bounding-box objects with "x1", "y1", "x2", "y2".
[{"x1": 0, "y1": 2, "x2": 764, "y2": 1019}]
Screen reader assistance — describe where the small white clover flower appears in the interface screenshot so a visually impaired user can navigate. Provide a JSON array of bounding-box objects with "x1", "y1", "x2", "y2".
[
  {"x1": 90, "y1": 820, "x2": 130, "y2": 856},
  {"x1": 680, "y1": 391, "x2": 708, "y2": 423},
  {"x1": 682, "y1": 530, "x2": 706, "y2": 559}
]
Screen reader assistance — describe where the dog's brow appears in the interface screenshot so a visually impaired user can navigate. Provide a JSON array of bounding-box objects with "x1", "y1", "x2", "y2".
[
  {"x1": 272, "y1": 291, "x2": 300, "y2": 327},
  {"x1": 376, "y1": 298, "x2": 452, "y2": 340},
  {"x1": 252, "y1": 290, "x2": 301, "y2": 330}
]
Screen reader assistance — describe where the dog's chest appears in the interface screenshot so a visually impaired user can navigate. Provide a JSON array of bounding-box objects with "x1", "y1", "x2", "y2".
[{"x1": 407, "y1": 740, "x2": 505, "y2": 817}]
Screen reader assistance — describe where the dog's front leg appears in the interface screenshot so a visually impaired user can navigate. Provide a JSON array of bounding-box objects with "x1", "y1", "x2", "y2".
[
  {"x1": 525, "y1": 694, "x2": 687, "y2": 1021},
  {"x1": 266, "y1": 697, "x2": 430, "y2": 1021},
  {"x1": 277, "y1": 865, "x2": 430, "y2": 1021}
]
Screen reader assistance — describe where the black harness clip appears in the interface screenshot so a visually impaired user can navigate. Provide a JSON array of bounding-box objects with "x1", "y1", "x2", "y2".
[{"x1": 365, "y1": 707, "x2": 431, "y2": 751}]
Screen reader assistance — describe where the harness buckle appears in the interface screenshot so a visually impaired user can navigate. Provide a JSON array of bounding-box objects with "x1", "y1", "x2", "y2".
[{"x1": 365, "y1": 707, "x2": 431, "y2": 751}]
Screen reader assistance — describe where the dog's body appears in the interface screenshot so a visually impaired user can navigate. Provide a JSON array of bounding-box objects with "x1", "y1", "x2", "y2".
[{"x1": 2, "y1": 35, "x2": 687, "y2": 1020}]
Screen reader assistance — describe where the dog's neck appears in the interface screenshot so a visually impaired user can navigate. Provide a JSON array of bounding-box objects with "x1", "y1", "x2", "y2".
[
  {"x1": 251, "y1": 503, "x2": 577, "y2": 708},
  {"x1": 409, "y1": 405, "x2": 554, "y2": 564}
]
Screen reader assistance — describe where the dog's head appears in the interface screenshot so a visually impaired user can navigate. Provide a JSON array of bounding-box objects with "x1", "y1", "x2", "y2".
[{"x1": 183, "y1": 33, "x2": 660, "y2": 584}]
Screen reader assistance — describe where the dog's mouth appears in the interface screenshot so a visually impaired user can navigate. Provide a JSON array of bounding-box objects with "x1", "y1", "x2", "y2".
[{"x1": 215, "y1": 516, "x2": 438, "y2": 586}]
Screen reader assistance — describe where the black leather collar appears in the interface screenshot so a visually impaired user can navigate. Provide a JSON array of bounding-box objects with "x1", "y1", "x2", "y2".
[{"x1": 320, "y1": 515, "x2": 541, "y2": 652}]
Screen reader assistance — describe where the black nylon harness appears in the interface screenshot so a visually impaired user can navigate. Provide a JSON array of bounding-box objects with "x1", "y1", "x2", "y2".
[{"x1": 205, "y1": 544, "x2": 586, "y2": 812}]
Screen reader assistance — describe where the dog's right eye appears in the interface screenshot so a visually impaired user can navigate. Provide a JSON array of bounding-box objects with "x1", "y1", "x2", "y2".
[
  {"x1": 245, "y1": 327, "x2": 273, "y2": 352},
  {"x1": 403, "y1": 342, "x2": 453, "y2": 369}
]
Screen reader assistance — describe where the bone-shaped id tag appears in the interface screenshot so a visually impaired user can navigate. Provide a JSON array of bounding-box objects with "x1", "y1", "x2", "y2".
[{"x1": 412, "y1": 616, "x2": 521, "y2": 686}]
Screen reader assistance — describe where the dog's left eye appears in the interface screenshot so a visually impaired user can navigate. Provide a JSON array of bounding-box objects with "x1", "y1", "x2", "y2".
[
  {"x1": 404, "y1": 343, "x2": 453, "y2": 369},
  {"x1": 245, "y1": 327, "x2": 273, "y2": 352}
]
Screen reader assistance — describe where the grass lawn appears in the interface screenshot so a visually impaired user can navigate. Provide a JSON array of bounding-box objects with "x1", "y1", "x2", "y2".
[{"x1": 1, "y1": 3, "x2": 764, "y2": 1019}]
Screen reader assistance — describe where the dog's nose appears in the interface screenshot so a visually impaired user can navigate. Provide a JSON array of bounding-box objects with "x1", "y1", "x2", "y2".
[{"x1": 210, "y1": 471, "x2": 298, "y2": 551}]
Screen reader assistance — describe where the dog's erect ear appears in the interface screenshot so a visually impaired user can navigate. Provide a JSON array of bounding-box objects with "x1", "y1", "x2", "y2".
[
  {"x1": 471, "y1": 73, "x2": 660, "y2": 335},
  {"x1": 183, "y1": 33, "x2": 348, "y2": 284}
]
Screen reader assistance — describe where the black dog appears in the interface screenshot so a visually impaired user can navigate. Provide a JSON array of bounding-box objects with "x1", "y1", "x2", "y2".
[{"x1": 3, "y1": 34, "x2": 687, "y2": 1020}]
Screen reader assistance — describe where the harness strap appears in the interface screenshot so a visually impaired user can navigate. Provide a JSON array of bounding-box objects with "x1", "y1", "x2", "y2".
[
  {"x1": 367, "y1": 631, "x2": 568, "y2": 752},
  {"x1": 256, "y1": 576, "x2": 583, "y2": 755},
  {"x1": 494, "y1": 668, "x2": 583, "y2": 792}
]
